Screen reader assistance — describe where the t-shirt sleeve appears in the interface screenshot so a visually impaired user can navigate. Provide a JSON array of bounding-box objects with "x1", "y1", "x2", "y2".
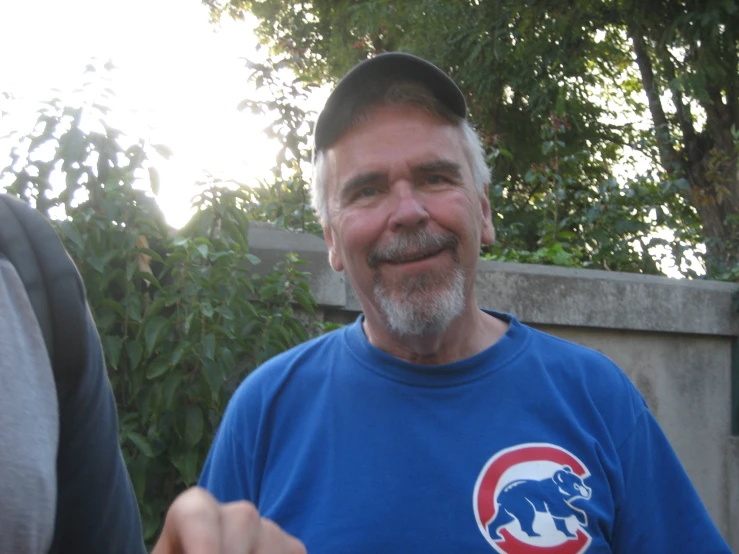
[
  {"x1": 612, "y1": 409, "x2": 731, "y2": 553},
  {"x1": 198, "y1": 379, "x2": 256, "y2": 503}
]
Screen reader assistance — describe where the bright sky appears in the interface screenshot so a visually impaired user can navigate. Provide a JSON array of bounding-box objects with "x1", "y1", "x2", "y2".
[{"x1": 0, "y1": 0, "x2": 322, "y2": 228}]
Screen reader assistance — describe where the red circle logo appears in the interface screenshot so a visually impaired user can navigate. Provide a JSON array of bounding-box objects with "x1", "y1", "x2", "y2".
[{"x1": 473, "y1": 443, "x2": 593, "y2": 553}]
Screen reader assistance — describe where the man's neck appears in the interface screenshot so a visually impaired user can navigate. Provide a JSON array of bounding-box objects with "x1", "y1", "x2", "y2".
[{"x1": 362, "y1": 305, "x2": 509, "y2": 366}]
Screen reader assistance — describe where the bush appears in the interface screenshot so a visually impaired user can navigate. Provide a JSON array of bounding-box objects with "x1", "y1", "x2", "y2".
[{"x1": 1, "y1": 90, "x2": 328, "y2": 544}]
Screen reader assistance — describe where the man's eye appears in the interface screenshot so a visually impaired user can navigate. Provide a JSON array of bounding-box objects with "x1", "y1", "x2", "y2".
[
  {"x1": 358, "y1": 187, "x2": 379, "y2": 197},
  {"x1": 426, "y1": 174, "x2": 449, "y2": 185}
]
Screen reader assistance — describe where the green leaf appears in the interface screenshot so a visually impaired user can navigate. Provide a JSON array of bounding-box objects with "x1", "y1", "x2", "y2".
[
  {"x1": 218, "y1": 346, "x2": 236, "y2": 369},
  {"x1": 134, "y1": 270, "x2": 163, "y2": 291},
  {"x1": 125, "y1": 295, "x2": 143, "y2": 322},
  {"x1": 202, "y1": 359, "x2": 224, "y2": 397},
  {"x1": 87, "y1": 250, "x2": 118, "y2": 274},
  {"x1": 144, "y1": 297, "x2": 166, "y2": 319},
  {"x1": 273, "y1": 324, "x2": 292, "y2": 346},
  {"x1": 215, "y1": 306, "x2": 235, "y2": 320},
  {"x1": 126, "y1": 261, "x2": 136, "y2": 281},
  {"x1": 246, "y1": 253, "x2": 261, "y2": 265},
  {"x1": 87, "y1": 255, "x2": 106, "y2": 274},
  {"x1": 200, "y1": 302, "x2": 214, "y2": 318},
  {"x1": 170, "y1": 341, "x2": 190, "y2": 366},
  {"x1": 172, "y1": 450, "x2": 199, "y2": 486},
  {"x1": 101, "y1": 335, "x2": 123, "y2": 369},
  {"x1": 172, "y1": 236, "x2": 189, "y2": 248},
  {"x1": 146, "y1": 358, "x2": 170, "y2": 379},
  {"x1": 144, "y1": 315, "x2": 168, "y2": 356},
  {"x1": 148, "y1": 167, "x2": 160, "y2": 195},
  {"x1": 152, "y1": 143, "x2": 174, "y2": 159},
  {"x1": 143, "y1": 382, "x2": 162, "y2": 420},
  {"x1": 128, "y1": 461, "x2": 147, "y2": 504},
  {"x1": 142, "y1": 511, "x2": 160, "y2": 542},
  {"x1": 99, "y1": 298, "x2": 125, "y2": 318},
  {"x1": 126, "y1": 341, "x2": 143, "y2": 370},
  {"x1": 59, "y1": 221, "x2": 84, "y2": 250},
  {"x1": 203, "y1": 333, "x2": 216, "y2": 360},
  {"x1": 184, "y1": 405, "x2": 204, "y2": 447},
  {"x1": 183, "y1": 450, "x2": 199, "y2": 485},
  {"x1": 673, "y1": 178, "x2": 690, "y2": 190},
  {"x1": 136, "y1": 246, "x2": 165, "y2": 263},
  {"x1": 184, "y1": 312, "x2": 194, "y2": 335},
  {"x1": 128, "y1": 431, "x2": 154, "y2": 457},
  {"x1": 162, "y1": 372, "x2": 183, "y2": 409},
  {"x1": 293, "y1": 287, "x2": 315, "y2": 315}
]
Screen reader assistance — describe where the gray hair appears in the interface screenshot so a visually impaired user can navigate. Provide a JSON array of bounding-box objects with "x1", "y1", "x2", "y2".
[{"x1": 311, "y1": 81, "x2": 490, "y2": 224}]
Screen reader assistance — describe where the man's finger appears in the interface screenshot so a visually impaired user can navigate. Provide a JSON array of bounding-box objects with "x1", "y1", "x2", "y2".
[
  {"x1": 151, "y1": 488, "x2": 223, "y2": 554},
  {"x1": 253, "y1": 519, "x2": 307, "y2": 554},
  {"x1": 219, "y1": 501, "x2": 262, "y2": 554}
]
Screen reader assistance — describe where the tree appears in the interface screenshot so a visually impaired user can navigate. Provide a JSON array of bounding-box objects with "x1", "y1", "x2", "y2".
[
  {"x1": 624, "y1": 0, "x2": 739, "y2": 278},
  {"x1": 206, "y1": 0, "x2": 738, "y2": 280},
  {"x1": 236, "y1": 56, "x2": 322, "y2": 235}
]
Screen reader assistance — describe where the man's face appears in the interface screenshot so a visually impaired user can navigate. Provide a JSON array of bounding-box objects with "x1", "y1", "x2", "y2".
[{"x1": 322, "y1": 106, "x2": 494, "y2": 337}]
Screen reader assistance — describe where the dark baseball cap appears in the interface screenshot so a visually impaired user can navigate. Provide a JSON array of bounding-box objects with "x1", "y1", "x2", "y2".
[{"x1": 313, "y1": 52, "x2": 466, "y2": 153}]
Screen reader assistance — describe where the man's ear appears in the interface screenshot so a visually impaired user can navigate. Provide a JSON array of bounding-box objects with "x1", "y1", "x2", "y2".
[
  {"x1": 480, "y1": 189, "x2": 496, "y2": 245},
  {"x1": 323, "y1": 224, "x2": 344, "y2": 272}
]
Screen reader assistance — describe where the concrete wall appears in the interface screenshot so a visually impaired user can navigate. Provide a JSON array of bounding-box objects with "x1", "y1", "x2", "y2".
[{"x1": 248, "y1": 223, "x2": 739, "y2": 549}]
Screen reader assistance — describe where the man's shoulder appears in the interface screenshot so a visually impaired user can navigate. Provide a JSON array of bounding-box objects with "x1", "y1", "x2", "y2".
[
  {"x1": 525, "y1": 323, "x2": 621, "y2": 369},
  {"x1": 519, "y1": 322, "x2": 646, "y2": 413},
  {"x1": 260, "y1": 323, "x2": 348, "y2": 372},
  {"x1": 490, "y1": 311, "x2": 622, "y2": 372}
]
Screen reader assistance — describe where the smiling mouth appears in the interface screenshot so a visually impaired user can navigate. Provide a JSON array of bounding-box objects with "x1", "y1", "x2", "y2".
[
  {"x1": 367, "y1": 232, "x2": 459, "y2": 269},
  {"x1": 386, "y1": 248, "x2": 446, "y2": 264}
]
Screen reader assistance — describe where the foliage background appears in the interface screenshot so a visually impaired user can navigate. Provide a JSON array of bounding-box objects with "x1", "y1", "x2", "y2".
[
  {"x1": 211, "y1": 0, "x2": 739, "y2": 282},
  {"x1": 0, "y1": 70, "x2": 331, "y2": 544}
]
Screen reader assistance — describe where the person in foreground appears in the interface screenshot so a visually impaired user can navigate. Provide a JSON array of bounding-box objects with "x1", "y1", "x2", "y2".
[{"x1": 194, "y1": 53, "x2": 732, "y2": 552}]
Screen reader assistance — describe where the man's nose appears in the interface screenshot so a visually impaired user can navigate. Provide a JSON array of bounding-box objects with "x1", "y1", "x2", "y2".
[{"x1": 387, "y1": 181, "x2": 429, "y2": 231}]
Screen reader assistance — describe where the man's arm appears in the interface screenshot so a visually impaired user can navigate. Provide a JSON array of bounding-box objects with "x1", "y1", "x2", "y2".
[
  {"x1": 612, "y1": 410, "x2": 731, "y2": 553},
  {"x1": 198, "y1": 378, "x2": 256, "y2": 504}
]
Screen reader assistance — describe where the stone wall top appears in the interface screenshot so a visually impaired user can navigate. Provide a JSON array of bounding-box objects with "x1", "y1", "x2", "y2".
[{"x1": 248, "y1": 223, "x2": 739, "y2": 337}]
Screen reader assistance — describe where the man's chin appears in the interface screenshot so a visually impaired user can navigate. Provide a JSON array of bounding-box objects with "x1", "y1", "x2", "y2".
[
  {"x1": 376, "y1": 294, "x2": 463, "y2": 337},
  {"x1": 374, "y1": 265, "x2": 467, "y2": 337},
  {"x1": 379, "y1": 271, "x2": 451, "y2": 296}
]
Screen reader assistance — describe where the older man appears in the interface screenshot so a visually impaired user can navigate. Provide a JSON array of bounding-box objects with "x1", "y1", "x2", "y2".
[{"x1": 197, "y1": 53, "x2": 731, "y2": 553}]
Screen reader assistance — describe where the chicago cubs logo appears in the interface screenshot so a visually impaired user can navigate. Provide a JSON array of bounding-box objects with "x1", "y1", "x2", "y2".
[{"x1": 473, "y1": 443, "x2": 593, "y2": 553}]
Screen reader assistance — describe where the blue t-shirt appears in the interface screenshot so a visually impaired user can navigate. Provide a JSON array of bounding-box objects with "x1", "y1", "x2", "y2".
[{"x1": 199, "y1": 312, "x2": 730, "y2": 553}]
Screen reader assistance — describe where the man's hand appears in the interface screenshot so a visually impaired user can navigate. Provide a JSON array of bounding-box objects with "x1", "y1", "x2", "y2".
[{"x1": 151, "y1": 487, "x2": 306, "y2": 554}]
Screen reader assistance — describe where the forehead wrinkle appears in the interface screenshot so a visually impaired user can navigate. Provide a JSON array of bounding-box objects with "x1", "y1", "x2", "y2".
[{"x1": 326, "y1": 107, "x2": 470, "y2": 206}]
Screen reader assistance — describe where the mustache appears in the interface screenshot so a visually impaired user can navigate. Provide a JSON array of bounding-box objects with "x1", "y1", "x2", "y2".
[{"x1": 367, "y1": 230, "x2": 459, "y2": 268}]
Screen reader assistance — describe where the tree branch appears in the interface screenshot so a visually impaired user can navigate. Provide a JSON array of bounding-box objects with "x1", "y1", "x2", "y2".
[
  {"x1": 723, "y1": 23, "x2": 739, "y2": 130},
  {"x1": 628, "y1": 27, "x2": 682, "y2": 173},
  {"x1": 703, "y1": 84, "x2": 733, "y2": 148},
  {"x1": 658, "y1": 44, "x2": 699, "y2": 165}
]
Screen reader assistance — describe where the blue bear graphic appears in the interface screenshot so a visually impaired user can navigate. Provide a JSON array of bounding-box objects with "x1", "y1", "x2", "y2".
[{"x1": 487, "y1": 465, "x2": 591, "y2": 540}]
